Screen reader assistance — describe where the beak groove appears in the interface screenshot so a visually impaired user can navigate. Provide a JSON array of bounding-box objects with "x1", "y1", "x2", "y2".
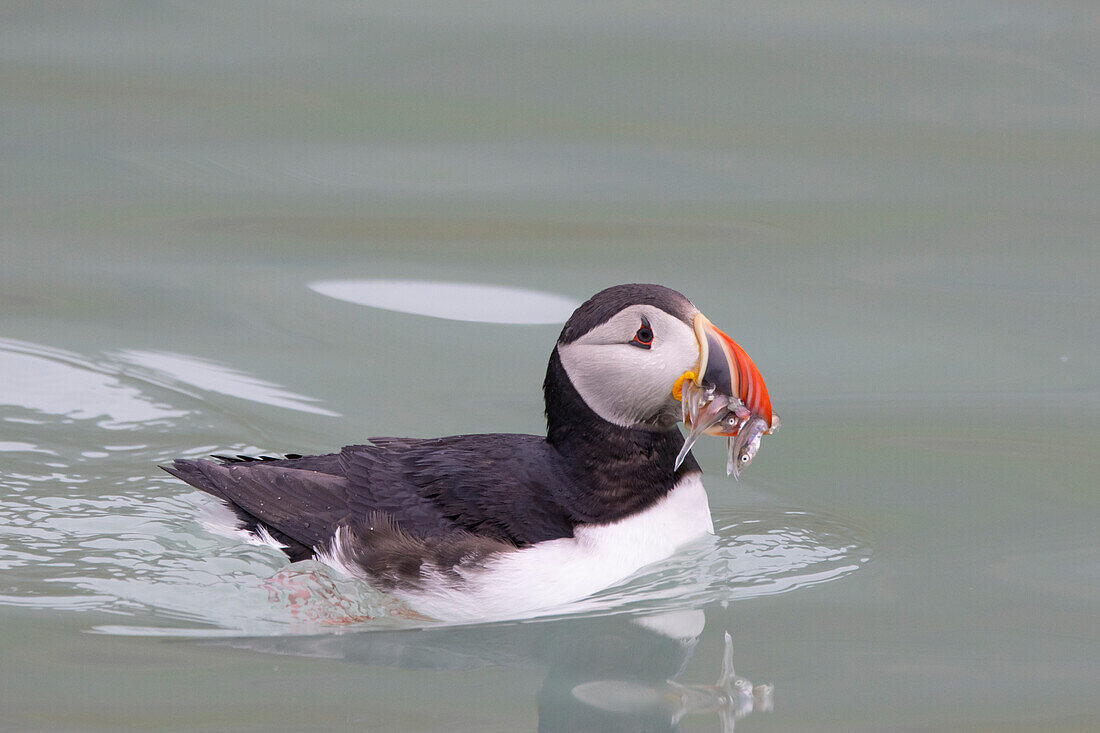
[
  {"x1": 672, "y1": 313, "x2": 777, "y2": 473},
  {"x1": 693, "y1": 314, "x2": 774, "y2": 431}
]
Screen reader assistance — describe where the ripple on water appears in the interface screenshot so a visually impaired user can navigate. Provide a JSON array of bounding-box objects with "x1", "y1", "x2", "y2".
[
  {"x1": 0, "y1": 337, "x2": 354, "y2": 633},
  {"x1": 0, "y1": 337, "x2": 868, "y2": 636},
  {"x1": 0, "y1": 337, "x2": 340, "y2": 432},
  {"x1": 308, "y1": 279, "x2": 580, "y2": 325},
  {"x1": 537, "y1": 509, "x2": 868, "y2": 621},
  {"x1": 114, "y1": 349, "x2": 340, "y2": 417},
  {"x1": 0, "y1": 338, "x2": 189, "y2": 429},
  {"x1": 3, "y1": 477, "x2": 868, "y2": 636}
]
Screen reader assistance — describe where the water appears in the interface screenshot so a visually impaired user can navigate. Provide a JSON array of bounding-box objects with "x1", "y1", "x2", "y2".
[{"x1": 2, "y1": 2, "x2": 1098, "y2": 730}]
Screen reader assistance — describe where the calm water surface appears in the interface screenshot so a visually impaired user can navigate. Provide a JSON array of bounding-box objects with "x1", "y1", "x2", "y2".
[{"x1": 2, "y1": 2, "x2": 1098, "y2": 731}]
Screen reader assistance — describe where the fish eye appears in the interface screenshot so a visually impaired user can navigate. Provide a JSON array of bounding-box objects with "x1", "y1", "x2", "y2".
[
  {"x1": 740, "y1": 454, "x2": 750, "y2": 462},
  {"x1": 629, "y1": 316, "x2": 654, "y2": 349}
]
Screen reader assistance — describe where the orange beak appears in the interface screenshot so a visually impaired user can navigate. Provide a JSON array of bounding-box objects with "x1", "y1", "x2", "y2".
[{"x1": 693, "y1": 314, "x2": 775, "y2": 434}]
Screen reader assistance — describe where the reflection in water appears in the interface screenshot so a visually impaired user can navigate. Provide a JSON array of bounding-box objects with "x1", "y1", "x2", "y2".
[
  {"x1": 571, "y1": 631, "x2": 773, "y2": 732},
  {"x1": 117, "y1": 349, "x2": 340, "y2": 417},
  {"x1": 0, "y1": 338, "x2": 339, "y2": 426},
  {"x1": 309, "y1": 279, "x2": 580, "y2": 324},
  {"x1": 0, "y1": 338, "x2": 189, "y2": 428},
  {"x1": 207, "y1": 611, "x2": 772, "y2": 732}
]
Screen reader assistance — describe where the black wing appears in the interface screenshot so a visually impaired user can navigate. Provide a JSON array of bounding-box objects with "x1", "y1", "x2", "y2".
[
  {"x1": 161, "y1": 434, "x2": 576, "y2": 563},
  {"x1": 343, "y1": 435, "x2": 577, "y2": 545}
]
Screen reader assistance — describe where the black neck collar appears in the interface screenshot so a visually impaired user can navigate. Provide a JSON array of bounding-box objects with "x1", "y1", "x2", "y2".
[{"x1": 542, "y1": 348, "x2": 701, "y2": 525}]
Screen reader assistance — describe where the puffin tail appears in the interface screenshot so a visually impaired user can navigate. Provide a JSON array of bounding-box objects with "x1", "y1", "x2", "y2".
[
  {"x1": 161, "y1": 459, "x2": 221, "y2": 497},
  {"x1": 160, "y1": 459, "x2": 315, "y2": 562}
]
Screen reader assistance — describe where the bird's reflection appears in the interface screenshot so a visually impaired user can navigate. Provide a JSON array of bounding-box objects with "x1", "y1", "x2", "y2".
[
  {"x1": 570, "y1": 631, "x2": 772, "y2": 732},
  {"x1": 207, "y1": 609, "x2": 772, "y2": 731}
]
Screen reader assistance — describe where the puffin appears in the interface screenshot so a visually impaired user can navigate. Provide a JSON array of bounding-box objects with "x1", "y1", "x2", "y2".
[{"x1": 163, "y1": 284, "x2": 775, "y2": 621}]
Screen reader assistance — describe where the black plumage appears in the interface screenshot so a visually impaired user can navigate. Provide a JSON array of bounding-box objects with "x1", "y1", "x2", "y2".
[{"x1": 162, "y1": 284, "x2": 703, "y2": 588}]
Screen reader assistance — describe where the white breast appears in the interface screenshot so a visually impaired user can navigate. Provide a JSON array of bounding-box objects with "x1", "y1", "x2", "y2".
[{"x1": 391, "y1": 472, "x2": 714, "y2": 623}]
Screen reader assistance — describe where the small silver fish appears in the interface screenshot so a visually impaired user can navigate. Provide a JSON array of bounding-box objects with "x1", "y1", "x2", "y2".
[
  {"x1": 676, "y1": 377, "x2": 777, "y2": 476},
  {"x1": 676, "y1": 380, "x2": 726, "y2": 469},
  {"x1": 727, "y1": 415, "x2": 768, "y2": 479}
]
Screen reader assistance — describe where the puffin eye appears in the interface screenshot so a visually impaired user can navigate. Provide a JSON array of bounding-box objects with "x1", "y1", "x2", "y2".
[{"x1": 629, "y1": 316, "x2": 654, "y2": 349}]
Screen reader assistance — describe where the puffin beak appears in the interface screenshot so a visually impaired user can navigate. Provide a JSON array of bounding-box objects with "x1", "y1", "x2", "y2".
[{"x1": 691, "y1": 313, "x2": 776, "y2": 434}]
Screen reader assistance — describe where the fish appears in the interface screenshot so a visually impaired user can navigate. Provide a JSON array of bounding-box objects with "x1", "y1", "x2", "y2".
[
  {"x1": 676, "y1": 381, "x2": 733, "y2": 469},
  {"x1": 727, "y1": 415, "x2": 768, "y2": 479},
  {"x1": 675, "y1": 377, "x2": 779, "y2": 478}
]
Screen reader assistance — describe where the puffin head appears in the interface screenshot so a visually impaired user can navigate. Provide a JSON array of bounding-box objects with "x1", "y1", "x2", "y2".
[{"x1": 549, "y1": 284, "x2": 775, "y2": 435}]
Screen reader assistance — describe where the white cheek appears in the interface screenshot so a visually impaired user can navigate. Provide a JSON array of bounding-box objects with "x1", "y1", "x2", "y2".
[
  {"x1": 558, "y1": 343, "x2": 646, "y2": 426},
  {"x1": 557, "y1": 314, "x2": 699, "y2": 427}
]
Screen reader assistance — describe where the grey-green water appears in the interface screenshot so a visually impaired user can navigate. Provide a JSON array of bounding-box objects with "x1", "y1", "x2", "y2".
[{"x1": 2, "y1": 2, "x2": 1098, "y2": 731}]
